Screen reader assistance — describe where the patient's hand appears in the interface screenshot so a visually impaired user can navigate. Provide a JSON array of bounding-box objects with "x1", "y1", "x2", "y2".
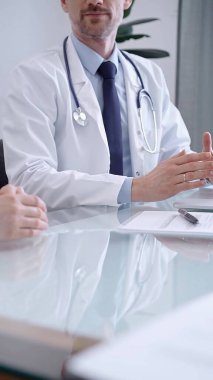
[{"x1": 0, "y1": 185, "x2": 48, "y2": 240}]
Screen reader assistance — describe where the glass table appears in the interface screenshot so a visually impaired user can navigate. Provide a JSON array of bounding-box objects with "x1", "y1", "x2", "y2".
[{"x1": 0, "y1": 198, "x2": 213, "y2": 379}]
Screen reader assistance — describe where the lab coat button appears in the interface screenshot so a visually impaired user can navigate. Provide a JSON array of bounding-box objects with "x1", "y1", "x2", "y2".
[{"x1": 137, "y1": 130, "x2": 142, "y2": 135}]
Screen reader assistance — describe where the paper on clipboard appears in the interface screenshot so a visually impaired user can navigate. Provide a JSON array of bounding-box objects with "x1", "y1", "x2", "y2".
[
  {"x1": 119, "y1": 210, "x2": 213, "y2": 237},
  {"x1": 173, "y1": 186, "x2": 213, "y2": 211}
]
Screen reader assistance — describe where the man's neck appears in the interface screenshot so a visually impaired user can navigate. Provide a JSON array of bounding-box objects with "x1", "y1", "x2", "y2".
[{"x1": 73, "y1": 32, "x2": 116, "y2": 59}]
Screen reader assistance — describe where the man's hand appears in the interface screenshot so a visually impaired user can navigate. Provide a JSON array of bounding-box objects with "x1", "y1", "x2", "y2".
[
  {"x1": 132, "y1": 150, "x2": 213, "y2": 202},
  {"x1": 0, "y1": 185, "x2": 48, "y2": 240}
]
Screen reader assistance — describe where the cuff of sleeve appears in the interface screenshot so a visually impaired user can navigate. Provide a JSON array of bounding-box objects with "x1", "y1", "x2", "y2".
[{"x1": 117, "y1": 177, "x2": 133, "y2": 204}]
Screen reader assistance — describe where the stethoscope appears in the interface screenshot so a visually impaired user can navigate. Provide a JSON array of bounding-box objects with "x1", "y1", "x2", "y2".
[{"x1": 63, "y1": 36, "x2": 158, "y2": 154}]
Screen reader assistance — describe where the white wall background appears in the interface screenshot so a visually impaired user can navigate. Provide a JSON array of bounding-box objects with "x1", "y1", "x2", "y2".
[
  {"x1": 0, "y1": 0, "x2": 70, "y2": 101},
  {"x1": 0, "y1": 0, "x2": 178, "y2": 99}
]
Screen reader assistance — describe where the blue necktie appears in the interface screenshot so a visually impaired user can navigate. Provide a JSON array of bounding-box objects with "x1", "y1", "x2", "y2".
[{"x1": 98, "y1": 61, "x2": 123, "y2": 175}]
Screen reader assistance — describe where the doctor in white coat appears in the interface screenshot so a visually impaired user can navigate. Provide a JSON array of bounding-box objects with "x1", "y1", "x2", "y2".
[{"x1": 2, "y1": 0, "x2": 213, "y2": 210}]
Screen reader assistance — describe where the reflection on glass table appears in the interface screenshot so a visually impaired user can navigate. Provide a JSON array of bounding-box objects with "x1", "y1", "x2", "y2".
[{"x1": 0, "y1": 203, "x2": 213, "y2": 379}]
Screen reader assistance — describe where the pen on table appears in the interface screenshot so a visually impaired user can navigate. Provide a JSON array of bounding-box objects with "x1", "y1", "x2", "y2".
[{"x1": 178, "y1": 208, "x2": 199, "y2": 225}]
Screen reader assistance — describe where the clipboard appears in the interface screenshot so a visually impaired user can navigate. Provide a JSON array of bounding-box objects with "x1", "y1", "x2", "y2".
[{"x1": 119, "y1": 210, "x2": 213, "y2": 237}]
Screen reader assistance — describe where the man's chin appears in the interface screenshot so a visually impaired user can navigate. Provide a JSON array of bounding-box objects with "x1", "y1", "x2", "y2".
[{"x1": 80, "y1": 23, "x2": 114, "y2": 39}]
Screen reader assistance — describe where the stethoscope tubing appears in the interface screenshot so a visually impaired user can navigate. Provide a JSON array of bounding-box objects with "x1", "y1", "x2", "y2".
[
  {"x1": 121, "y1": 51, "x2": 145, "y2": 108},
  {"x1": 63, "y1": 36, "x2": 80, "y2": 109}
]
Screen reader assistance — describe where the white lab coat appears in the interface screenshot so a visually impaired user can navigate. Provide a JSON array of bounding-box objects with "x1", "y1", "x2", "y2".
[{"x1": 1, "y1": 36, "x2": 190, "y2": 209}]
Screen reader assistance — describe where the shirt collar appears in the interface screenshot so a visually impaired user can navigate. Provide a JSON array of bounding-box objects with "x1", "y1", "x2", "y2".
[{"x1": 71, "y1": 33, "x2": 119, "y2": 75}]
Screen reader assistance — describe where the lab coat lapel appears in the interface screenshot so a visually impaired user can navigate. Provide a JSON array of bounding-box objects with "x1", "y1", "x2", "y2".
[
  {"x1": 66, "y1": 37, "x2": 109, "y2": 149},
  {"x1": 118, "y1": 51, "x2": 145, "y2": 177}
]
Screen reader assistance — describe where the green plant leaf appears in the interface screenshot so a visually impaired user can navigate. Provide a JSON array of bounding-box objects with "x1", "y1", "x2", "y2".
[
  {"x1": 117, "y1": 18, "x2": 158, "y2": 37},
  {"x1": 121, "y1": 18, "x2": 159, "y2": 28},
  {"x1": 119, "y1": 0, "x2": 170, "y2": 59},
  {"x1": 116, "y1": 34, "x2": 149, "y2": 43},
  {"x1": 123, "y1": 49, "x2": 170, "y2": 59},
  {"x1": 117, "y1": 25, "x2": 133, "y2": 37}
]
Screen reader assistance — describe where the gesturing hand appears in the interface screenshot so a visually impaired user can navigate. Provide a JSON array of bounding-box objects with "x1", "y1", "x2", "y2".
[{"x1": 132, "y1": 150, "x2": 213, "y2": 202}]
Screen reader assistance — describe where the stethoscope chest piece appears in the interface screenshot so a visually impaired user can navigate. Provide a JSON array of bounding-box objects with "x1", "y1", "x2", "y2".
[{"x1": 73, "y1": 107, "x2": 87, "y2": 126}]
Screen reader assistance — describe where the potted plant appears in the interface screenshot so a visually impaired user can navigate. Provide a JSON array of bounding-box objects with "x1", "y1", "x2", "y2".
[{"x1": 116, "y1": 0, "x2": 169, "y2": 59}]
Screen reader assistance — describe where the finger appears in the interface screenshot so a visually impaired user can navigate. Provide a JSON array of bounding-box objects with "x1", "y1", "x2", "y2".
[
  {"x1": 202, "y1": 131, "x2": 212, "y2": 153},
  {"x1": 20, "y1": 194, "x2": 47, "y2": 212},
  {"x1": 176, "y1": 169, "x2": 213, "y2": 184},
  {"x1": 0, "y1": 184, "x2": 17, "y2": 196},
  {"x1": 13, "y1": 229, "x2": 44, "y2": 240},
  {"x1": 176, "y1": 178, "x2": 206, "y2": 193},
  {"x1": 22, "y1": 206, "x2": 48, "y2": 223},
  {"x1": 176, "y1": 160, "x2": 213, "y2": 175},
  {"x1": 20, "y1": 217, "x2": 48, "y2": 230},
  {"x1": 16, "y1": 186, "x2": 25, "y2": 195},
  {"x1": 170, "y1": 150, "x2": 186, "y2": 160},
  {"x1": 174, "y1": 151, "x2": 212, "y2": 166}
]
